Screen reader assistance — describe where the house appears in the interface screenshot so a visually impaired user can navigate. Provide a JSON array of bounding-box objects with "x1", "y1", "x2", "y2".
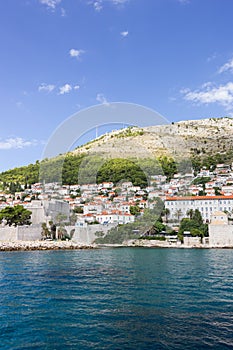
[
  {"x1": 117, "y1": 202, "x2": 131, "y2": 214},
  {"x1": 83, "y1": 203, "x2": 103, "y2": 215},
  {"x1": 96, "y1": 211, "x2": 135, "y2": 225}
]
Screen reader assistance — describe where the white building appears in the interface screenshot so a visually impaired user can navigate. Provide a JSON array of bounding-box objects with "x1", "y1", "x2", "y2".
[
  {"x1": 208, "y1": 211, "x2": 233, "y2": 247},
  {"x1": 83, "y1": 203, "x2": 103, "y2": 215},
  {"x1": 96, "y1": 211, "x2": 135, "y2": 225},
  {"x1": 165, "y1": 195, "x2": 233, "y2": 222}
]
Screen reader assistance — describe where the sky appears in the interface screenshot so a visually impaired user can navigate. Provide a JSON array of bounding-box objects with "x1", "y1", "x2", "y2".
[{"x1": 1, "y1": 0, "x2": 233, "y2": 171}]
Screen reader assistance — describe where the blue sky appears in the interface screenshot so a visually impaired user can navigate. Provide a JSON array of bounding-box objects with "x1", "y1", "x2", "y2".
[{"x1": 1, "y1": 0, "x2": 233, "y2": 171}]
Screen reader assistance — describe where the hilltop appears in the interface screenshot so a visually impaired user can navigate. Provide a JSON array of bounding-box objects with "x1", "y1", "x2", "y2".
[
  {"x1": 1, "y1": 117, "x2": 233, "y2": 186},
  {"x1": 72, "y1": 117, "x2": 233, "y2": 160}
]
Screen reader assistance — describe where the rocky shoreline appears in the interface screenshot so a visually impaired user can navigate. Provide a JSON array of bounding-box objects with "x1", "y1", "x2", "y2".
[{"x1": 0, "y1": 240, "x2": 97, "y2": 251}]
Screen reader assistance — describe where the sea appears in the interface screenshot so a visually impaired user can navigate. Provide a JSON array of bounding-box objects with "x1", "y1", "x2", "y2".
[{"x1": 0, "y1": 248, "x2": 233, "y2": 350}]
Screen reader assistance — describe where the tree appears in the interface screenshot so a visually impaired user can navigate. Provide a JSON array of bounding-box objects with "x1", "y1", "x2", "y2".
[
  {"x1": 162, "y1": 208, "x2": 170, "y2": 223},
  {"x1": 73, "y1": 206, "x2": 83, "y2": 214},
  {"x1": 0, "y1": 205, "x2": 32, "y2": 226},
  {"x1": 186, "y1": 209, "x2": 194, "y2": 219},
  {"x1": 175, "y1": 209, "x2": 183, "y2": 222},
  {"x1": 214, "y1": 187, "x2": 221, "y2": 195},
  {"x1": 70, "y1": 212, "x2": 77, "y2": 225},
  {"x1": 55, "y1": 213, "x2": 68, "y2": 225},
  {"x1": 153, "y1": 220, "x2": 166, "y2": 234},
  {"x1": 130, "y1": 205, "x2": 141, "y2": 216},
  {"x1": 178, "y1": 209, "x2": 208, "y2": 239},
  {"x1": 41, "y1": 222, "x2": 50, "y2": 239},
  {"x1": 157, "y1": 156, "x2": 177, "y2": 181},
  {"x1": 49, "y1": 221, "x2": 57, "y2": 239},
  {"x1": 193, "y1": 209, "x2": 203, "y2": 226},
  {"x1": 55, "y1": 213, "x2": 68, "y2": 240},
  {"x1": 96, "y1": 158, "x2": 148, "y2": 188}
]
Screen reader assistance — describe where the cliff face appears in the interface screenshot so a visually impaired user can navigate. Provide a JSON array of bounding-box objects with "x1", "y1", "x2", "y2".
[{"x1": 72, "y1": 117, "x2": 233, "y2": 160}]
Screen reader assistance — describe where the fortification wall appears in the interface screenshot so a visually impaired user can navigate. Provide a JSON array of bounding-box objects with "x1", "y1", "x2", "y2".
[
  {"x1": 0, "y1": 227, "x2": 18, "y2": 241},
  {"x1": 209, "y1": 225, "x2": 233, "y2": 247},
  {"x1": 183, "y1": 236, "x2": 201, "y2": 247},
  {"x1": 30, "y1": 207, "x2": 46, "y2": 225},
  {"x1": 17, "y1": 225, "x2": 41, "y2": 241},
  {"x1": 0, "y1": 225, "x2": 41, "y2": 242},
  {"x1": 72, "y1": 224, "x2": 117, "y2": 244}
]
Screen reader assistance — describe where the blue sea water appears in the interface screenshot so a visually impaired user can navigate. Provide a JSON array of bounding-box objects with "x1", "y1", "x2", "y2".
[{"x1": 0, "y1": 248, "x2": 233, "y2": 350}]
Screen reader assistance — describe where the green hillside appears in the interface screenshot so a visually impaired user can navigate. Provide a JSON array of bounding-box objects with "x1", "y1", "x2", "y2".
[{"x1": 1, "y1": 119, "x2": 233, "y2": 187}]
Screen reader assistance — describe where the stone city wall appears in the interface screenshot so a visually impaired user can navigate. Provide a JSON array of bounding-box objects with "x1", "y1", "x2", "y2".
[
  {"x1": 209, "y1": 224, "x2": 233, "y2": 247},
  {"x1": 0, "y1": 225, "x2": 41, "y2": 242},
  {"x1": 72, "y1": 223, "x2": 117, "y2": 244}
]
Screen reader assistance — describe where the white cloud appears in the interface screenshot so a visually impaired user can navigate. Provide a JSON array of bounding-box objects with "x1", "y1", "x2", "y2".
[
  {"x1": 38, "y1": 83, "x2": 55, "y2": 93},
  {"x1": 69, "y1": 48, "x2": 85, "y2": 59},
  {"x1": 0, "y1": 138, "x2": 39, "y2": 150},
  {"x1": 93, "y1": 0, "x2": 103, "y2": 11},
  {"x1": 207, "y1": 52, "x2": 218, "y2": 63},
  {"x1": 90, "y1": 0, "x2": 128, "y2": 11},
  {"x1": 74, "y1": 85, "x2": 80, "y2": 90},
  {"x1": 120, "y1": 30, "x2": 129, "y2": 37},
  {"x1": 181, "y1": 82, "x2": 233, "y2": 110},
  {"x1": 39, "y1": 0, "x2": 61, "y2": 9},
  {"x1": 61, "y1": 7, "x2": 66, "y2": 16},
  {"x1": 111, "y1": 0, "x2": 128, "y2": 4},
  {"x1": 16, "y1": 101, "x2": 23, "y2": 109},
  {"x1": 218, "y1": 58, "x2": 233, "y2": 74},
  {"x1": 96, "y1": 93, "x2": 109, "y2": 105},
  {"x1": 59, "y1": 84, "x2": 72, "y2": 95},
  {"x1": 177, "y1": 0, "x2": 190, "y2": 4}
]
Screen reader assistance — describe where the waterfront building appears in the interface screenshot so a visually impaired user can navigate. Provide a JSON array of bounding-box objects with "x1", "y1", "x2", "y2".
[
  {"x1": 165, "y1": 195, "x2": 233, "y2": 223},
  {"x1": 208, "y1": 211, "x2": 233, "y2": 247}
]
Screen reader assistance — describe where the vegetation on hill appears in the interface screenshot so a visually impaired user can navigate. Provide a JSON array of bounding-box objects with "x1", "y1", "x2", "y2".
[
  {"x1": 0, "y1": 154, "x2": 178, "y2": 187},
  {"x1": 115, "y1": 127, "x2": 144, "y2": 138},
  {"x1": 96, "y1": 158, "x2": 148, "y2": 187},
  {"x1": 1, "y1": 116, "x2": 233, "y2": 187},
  {"x1": 1, "y1": 150, "x2": 233, "y2": 189},
  {"x1": 0, "y1": 162, "x2": 40, "y2": 186},
  {"x1": 191, "y1": 150, "x2": 233, "y2": 173}
]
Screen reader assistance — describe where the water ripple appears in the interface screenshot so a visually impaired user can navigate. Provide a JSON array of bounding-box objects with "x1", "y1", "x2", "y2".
[{"x1": 0, "y1": 248, "x2": 233, "y2": 349}]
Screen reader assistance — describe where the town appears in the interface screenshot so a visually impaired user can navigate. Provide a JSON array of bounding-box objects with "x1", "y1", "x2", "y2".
[{"x1": 1, "y1": 160, "x2": 233, "y2": 248}]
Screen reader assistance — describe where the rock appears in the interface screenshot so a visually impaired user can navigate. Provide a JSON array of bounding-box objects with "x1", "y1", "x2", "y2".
[{"x1": 0, "y1": 240, "x2": 96, "y2": 251}]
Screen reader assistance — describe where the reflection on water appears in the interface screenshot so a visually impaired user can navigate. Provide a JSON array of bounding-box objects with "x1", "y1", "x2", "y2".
[{"x1": 0, "y1": 248, "x2": 233, "y2": 349}]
